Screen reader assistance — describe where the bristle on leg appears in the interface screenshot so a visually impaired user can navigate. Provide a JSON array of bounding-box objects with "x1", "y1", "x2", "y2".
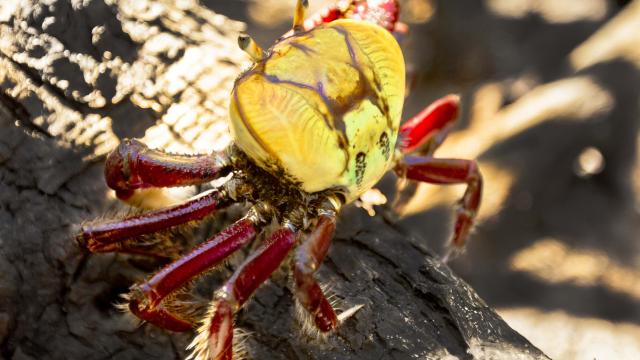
[
  {"x1": 293, "y1": 282, "x2": 340, "y2": 340},
  {"x1": 189, "y1": 226, "x2": 297, "y2": 359},
  {"x1": 187, "y1": 299, "x2": 234, "y2": 360}
]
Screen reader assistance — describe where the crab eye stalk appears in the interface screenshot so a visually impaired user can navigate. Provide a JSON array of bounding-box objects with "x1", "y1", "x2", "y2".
[
  {"x1": 292, "y1": 0, "x2": 309, "y2": 32},
  {"x1": 238, "y1": 33, "x2": 264, "y2": 61}
]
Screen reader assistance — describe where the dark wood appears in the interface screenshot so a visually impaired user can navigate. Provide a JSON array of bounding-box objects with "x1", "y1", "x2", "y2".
[{"x1": 0, "y1": 1, "x2": 548, "y2": 359}]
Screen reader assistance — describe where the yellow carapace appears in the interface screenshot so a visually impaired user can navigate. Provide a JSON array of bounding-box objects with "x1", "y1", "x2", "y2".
[{"x1": 230, "y1": 19, "x2": 405, "y2": 201}]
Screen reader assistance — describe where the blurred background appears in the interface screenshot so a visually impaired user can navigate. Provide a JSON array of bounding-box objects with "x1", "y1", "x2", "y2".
[{"x1": 202, "y1": 0, "x2": 640, "y2": 359}]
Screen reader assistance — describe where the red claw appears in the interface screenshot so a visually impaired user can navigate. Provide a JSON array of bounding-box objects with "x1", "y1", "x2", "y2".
[
  {"x1": 346, "y1": 0, "x2": 400, "y2": 32},
  {"x1": 105, "y1": 139, "x2": 230, "y2": 201},
  {"x1": 304, "y1": 0, "x2": 401, "y2": 33},
  {"x1": 304, "y1": 4, "x2": 342, "y2": 30}
]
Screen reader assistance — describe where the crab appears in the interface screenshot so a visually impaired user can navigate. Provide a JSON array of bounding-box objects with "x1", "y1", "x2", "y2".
[{"x1": 76, "y1": 0, "x2": 482, "y2": 359}]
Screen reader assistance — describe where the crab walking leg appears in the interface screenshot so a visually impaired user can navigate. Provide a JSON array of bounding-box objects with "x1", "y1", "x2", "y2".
[
  {"x1": 399, "y1": 94, "x2": 461, "y2": 155},
  {"x1": 127, "y1": 218, "x2": 259, "y2": 332},
  {"x1": 293, "y1": 213, "x2": 339, "y2": 331},
  {"x1": 397, "y1": 156, "x2": 482, "y2": 251},
  {"x1": 77, "y1": 189, "x2": 232, "y2": 253},
  {"x1": 393, "y1": 95, "x2": 462, "y2": 212},
  {"x1": 105, "y1": 138, "x2": 231, "y2": 200},
  {"x1": 189, "y1": 226, "x2": 297, "y2": 360}
]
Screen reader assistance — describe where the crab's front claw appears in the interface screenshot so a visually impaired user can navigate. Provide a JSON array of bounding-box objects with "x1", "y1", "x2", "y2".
[
  {"x1": 104, "y1": 138, "x2": 231, "y2": 202},
  {"x1": 104, "y1": 139, "x2": 143, "y2": 200},
  {"x1": 344, "y1": 0, "x2": 401, "y2": 32}
]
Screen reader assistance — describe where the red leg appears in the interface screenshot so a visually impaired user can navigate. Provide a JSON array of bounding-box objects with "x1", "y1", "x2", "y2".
[
  {"x1": 105, "y1": 139, "x2": 230, "y2": 201},
  {"x1": 399, "y1": 94, "x2": 460, "y2": 154},
  {"x1": 304, "y1": 0, "x2": 403, "y2": 34},
  {"x1": 304, "y1": 3, "x2": 342, "y2": 30},
  {"x1": 293, "y1": 213, "x2": 338, "y2": 332},
  {"x1": 396, "y1": 156, "x2": 482, "y2": 253},
  {"x1": 345, "y1": 0, "x2": 401, "y2": 32},
  {"x1": 188, "y1": 225, "x2": 297, "y2": 360},
  {"x1": 127, "y1": 217, "x2": 259, "y2": 332},
  {"x1": 392, "y1": 95, "x2": 461, "y2": 213},
  {"x1": 77, "y1": 189, "x2": 232, "y2": 253}
]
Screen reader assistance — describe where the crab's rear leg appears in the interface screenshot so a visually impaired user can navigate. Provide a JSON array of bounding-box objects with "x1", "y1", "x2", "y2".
[
  {"x1": 188, "y1": 223, "x2": 298, "y2": 360},
  {"x1": 106, "y1": 138, "x2": 231, "y2": 201},
  {"x1": 395, "y1": 156, "x2": 482, "y2": 260},
  {"x1": 126, "y1": 215, "x2": 261, "y2": 332},
  {"x1": 77, "y1": 188, "x2": 234, "y2": 256},
  {"x1": 293, "y1": 208, "x2": 339, "y2": 332}
]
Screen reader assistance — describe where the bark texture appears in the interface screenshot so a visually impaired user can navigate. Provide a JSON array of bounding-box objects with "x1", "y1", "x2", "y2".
[{"x1": 0, "y1": 1, "x2": 547, "y2": 359}]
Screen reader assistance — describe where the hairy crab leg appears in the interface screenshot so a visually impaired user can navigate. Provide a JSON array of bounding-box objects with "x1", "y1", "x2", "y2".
[
  {"x1": 293, "y1": 211, "x2": 339, "y2": 332},
  {"x1": 105, "y1": 138, "x2": 231, "y2": 201},
  {"x1": 127, "y1": 216, "x2": 260, "y2": 332},
  {"x1": 395, "y1": 156, "x2": 482, "y2": 258},
  {"x1": 188, "y1": 225, "x2": 298, "y2": 360},
  {"x1": 77, "y1": 188, "x2": 232, "y2": 253}
]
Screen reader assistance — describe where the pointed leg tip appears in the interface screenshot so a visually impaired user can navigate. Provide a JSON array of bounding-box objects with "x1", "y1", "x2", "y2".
[
  {"x1": 337, "y1": 304, "x2": 365, "y2": 323},
  {"x1": 441, "y1": 245, "x2": 465, "y2": 264},
  {"x1": 441, "y1": 252, "x2": 451, "y2": 264},
  {"x1": 446, "y1": 94, "x2": 461, "y2": 104}
]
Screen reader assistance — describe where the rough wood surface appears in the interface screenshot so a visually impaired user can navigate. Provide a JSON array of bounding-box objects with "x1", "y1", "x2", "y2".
[{"x1": 0, "y1": 1, "x2": 547, "y2": 359}]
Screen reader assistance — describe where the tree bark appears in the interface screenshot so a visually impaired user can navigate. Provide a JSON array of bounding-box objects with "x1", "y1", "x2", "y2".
[{"x1": 0, "y1": 1, "x2": 548, "y2": 359}]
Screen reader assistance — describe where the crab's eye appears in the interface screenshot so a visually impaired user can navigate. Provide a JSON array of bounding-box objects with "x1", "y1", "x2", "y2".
[
  {"x1": 293, "y1": 0, "x2": 310, "y2": 32},
  {"x1": 238, "y1": 33, "x2": 264, "y2": 61}
]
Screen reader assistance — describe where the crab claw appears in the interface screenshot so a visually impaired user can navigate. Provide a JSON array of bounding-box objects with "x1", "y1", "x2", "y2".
[{"x1": 345, "y1": 0, "x2": 400, "y2": 32}]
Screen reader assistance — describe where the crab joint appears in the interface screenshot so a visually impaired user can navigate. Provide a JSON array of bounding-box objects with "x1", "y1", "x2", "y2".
[
  {"x1": 237, "y1": 34, "x2": 264, "y2": 61},
  {"x1": 316, "y1": 196, "x2": 341, "y2": 219},
  {"x1": 293, "y1": 0, "x2": 309, "y2": 32}
]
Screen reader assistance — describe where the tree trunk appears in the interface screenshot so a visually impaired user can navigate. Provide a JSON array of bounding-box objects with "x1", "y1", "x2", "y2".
[{"x1": 0, "y1": 1, "x2": 548, "y2": 359}]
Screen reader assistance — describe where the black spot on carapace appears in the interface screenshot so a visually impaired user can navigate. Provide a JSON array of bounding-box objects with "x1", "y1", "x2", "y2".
[
  {"x1": 355, "y1": 152, "x2": 367, "y2": 185},
  {"x1": 378, "y1": 132, "x2": 390, "y2": 159}
]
